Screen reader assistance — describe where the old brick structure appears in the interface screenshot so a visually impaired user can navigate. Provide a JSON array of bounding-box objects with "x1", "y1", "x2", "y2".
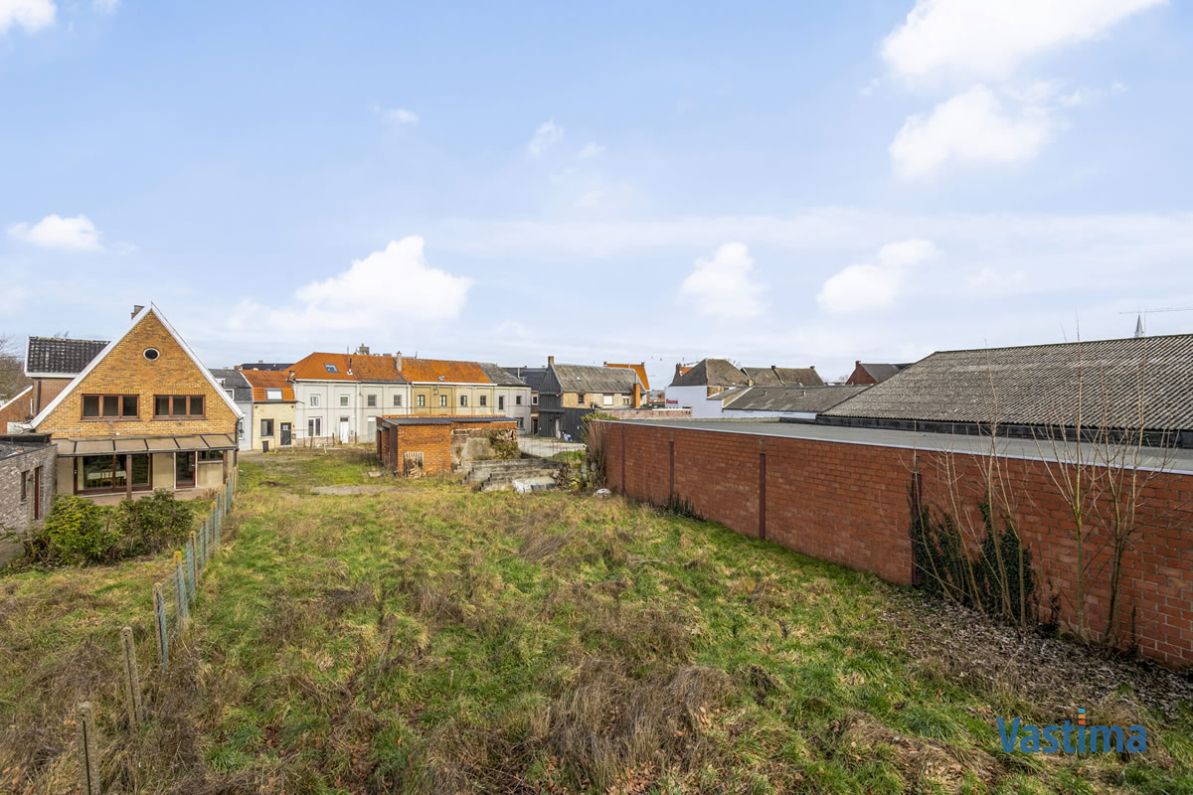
[
  {"x1": 597, "y1": 420, "x2": 1193, "y2": 668},
  {"x1": 376, "y1": 416, "x2": 517, "y2": 476},
  {"x1": 0, "y1": 435, "x2": 56, "y2": 564}
]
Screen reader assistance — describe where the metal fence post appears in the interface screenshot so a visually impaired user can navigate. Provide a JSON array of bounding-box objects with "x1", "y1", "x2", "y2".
[
  {"x1": 120, "y1": 626, "x2": 143, "y2": 727},
  {"x1": 185, "y1": 536, "x2": 197, "y2": 605},
  {"x1": 174, "y1": 552, "x2": 189, "y2": 627},
  {"x1": 76, "y1": 701, "x2": 100, "y2": 795},
  {"x1": 153, "y1": 583, "x2": 169, "y2": 669}
]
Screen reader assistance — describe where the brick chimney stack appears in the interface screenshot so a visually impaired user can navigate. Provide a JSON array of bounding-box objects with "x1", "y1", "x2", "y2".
[
  {"x1": 131, "y1": 304, "x2": 144, "y2": 318},
  {"x1": 547, "y1": 355, "x2": 555, "y2": 367}
]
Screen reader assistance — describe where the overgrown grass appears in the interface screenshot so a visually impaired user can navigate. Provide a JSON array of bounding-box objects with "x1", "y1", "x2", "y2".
[{"x1": 1, "y1": 448, "x2": 1190, "y2": 793}]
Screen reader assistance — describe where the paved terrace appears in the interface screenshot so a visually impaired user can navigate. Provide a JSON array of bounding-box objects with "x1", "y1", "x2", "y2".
[{"x1": 605, "y1": 418, "x2": 1193, "y2": 475}]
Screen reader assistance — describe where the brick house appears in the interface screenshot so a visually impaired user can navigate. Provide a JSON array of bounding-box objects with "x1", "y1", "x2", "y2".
[
  {"x1": 665, "y1": 358, "x2": 823, "y2": 418},
  {"x1": 0, "y1": 336, "x2": 111, "y2": 432},
  {"x1": 0, "y1": 434, "x2": 56, "y2": 565},
  {"x1": 28, "y1": 305, "x2": 242, "y2": 503}
]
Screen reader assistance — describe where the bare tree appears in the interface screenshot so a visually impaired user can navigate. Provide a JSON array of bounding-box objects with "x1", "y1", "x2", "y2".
[{"x1": 0, "y1": 333, "x2": 28, "y2": 403}]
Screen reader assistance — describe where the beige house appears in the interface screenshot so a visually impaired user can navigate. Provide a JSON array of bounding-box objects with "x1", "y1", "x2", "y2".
[{"x1": 29, "y1": 305, "x2": 241, "y2": 504}]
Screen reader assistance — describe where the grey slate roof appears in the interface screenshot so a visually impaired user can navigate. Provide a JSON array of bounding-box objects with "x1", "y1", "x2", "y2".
[
  {"x1": 551, "y1": 363, "x2": 641, "y2": 394},
  {"x1": 824, "y1": 335, "x2": 1193, "y2": 433},
  {"x1": 856, "y1": 362, "x2": 910, "y2": 383},
  {"x1": 670, "y1": 358, "x2": 749, "y2": 388},
  {"x1": 742, "y1": 366, "x2": 824, "y2": 387},
  {"x1": 504, "y1": 366, "x2": 548, "y2": 392},
  {"x1": 479, "y1": 362, "x2": 528, "y2": 387},
  {"x1": 25, "y1": 336, "x2": 108, "y2": 376},
  {"x1": 237, "y1": 362, "x2": 292, "y2": 371},
  {"x1": 725, "y1": 384, "x2": 870, "y2": 413},
  {"x1": 210, "y1": 369, "x2": 252, "y2": 403},
  {"x1": 673, "y1": 359, "x2": 823, "y2": 388}
]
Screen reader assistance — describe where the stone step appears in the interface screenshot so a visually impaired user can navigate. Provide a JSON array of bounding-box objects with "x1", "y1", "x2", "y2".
[{"x1": 480, "y1": 475, "x2": 560, "y2": 493}]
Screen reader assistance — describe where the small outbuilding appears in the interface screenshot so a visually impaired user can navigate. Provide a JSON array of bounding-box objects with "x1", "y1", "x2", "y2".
[{"x1": 376, "y1": 416, "x2": 517, "y2": 477}]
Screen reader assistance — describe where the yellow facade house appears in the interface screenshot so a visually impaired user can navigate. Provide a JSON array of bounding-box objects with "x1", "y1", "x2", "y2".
[
  {"x1": 240, "y1": 368, "x2": 298, "y2": 451},
  {"x1": 30, "y1": 305, "x2": 242, "y2": 504}
]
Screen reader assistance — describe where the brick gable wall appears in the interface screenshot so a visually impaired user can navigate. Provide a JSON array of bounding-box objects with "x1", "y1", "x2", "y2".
[
  {"x1": 35, "y1": 312, "x2": 238, "y2": 439},
  {"x1": 598, "y1": 421, "x2": 1193, "y2": 667}
]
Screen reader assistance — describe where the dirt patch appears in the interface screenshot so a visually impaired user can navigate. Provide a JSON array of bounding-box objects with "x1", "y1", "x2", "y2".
[{"x1": 886, "y1": 589, "x2": 1193, "y2": 719}]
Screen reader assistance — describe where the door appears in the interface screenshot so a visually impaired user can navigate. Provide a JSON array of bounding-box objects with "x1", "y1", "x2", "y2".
[
  {"x1": 280, "y1": 422, "x2": 292, "y2": 446},
  {"x1": 338, "y1": 417, "x2": 350, "y2": 443},
  {"x1": 175, "y1": 451, "x2": 196, "y2": 488}
]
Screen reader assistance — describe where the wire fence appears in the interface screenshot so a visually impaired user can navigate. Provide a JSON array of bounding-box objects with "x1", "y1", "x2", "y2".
[{"x1": 74, "y1": 469, "x2": 238, "y2": 793}]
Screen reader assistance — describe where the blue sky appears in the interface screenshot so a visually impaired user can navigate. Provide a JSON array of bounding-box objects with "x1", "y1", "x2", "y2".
[{"x1": 2, "y1": 0, "x2": 1192, "y2": 385}]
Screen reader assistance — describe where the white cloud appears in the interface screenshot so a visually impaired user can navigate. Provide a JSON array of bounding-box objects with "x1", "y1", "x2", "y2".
[
  {"x1": 0, "y1": 0, "x2": 55, "y2": 34},
  {"x1": 678, "y1": 242, "x2": 766, "y2": 320},
  {"x1": 817, "y1": 239, "x2": 937, "y2": 313},
  {"x1": 373, "y1": 105, "x2": 419, "y2": 126},
  {"x1": 577, "y1": 142, "x2": 606, "y2": 159},
  {"x1": 294, "y1": 236, "x2": 470, "y2": 322},
  {"x1": 527, "y1": 120, "x2": 564, "y2": 156},
  {"x1": 882, "y1": 0, "x2": 1165, "y2": 82},
  {"x1": 8, "y1": 214, "x2": 101, "y2": 250},
  {"x1": 92, "y1": 0, "x2": 119, "y2": 14},
  {"x1": 889, "y1": 85, "x2": 1052, "y2": 179}
]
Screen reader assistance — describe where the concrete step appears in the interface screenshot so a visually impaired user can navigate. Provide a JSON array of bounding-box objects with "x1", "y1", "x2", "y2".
[
  {"x1": 467, "y1": 457, "x2": 563, "y2": 490},
  {"x1": 480, "y1": 474, "x2": 560, "y2": 493}
]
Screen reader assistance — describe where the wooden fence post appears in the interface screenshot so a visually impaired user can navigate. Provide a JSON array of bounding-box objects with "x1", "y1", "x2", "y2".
[
  {"x1": 120, "y1": 626, "x2": 143, "y2": 727},
  {"x1": 153, "y1": 583, "x2": 168, "y2": 669},
  {"x1": 76, "y1": 701, "x2": 101, "y2": 795}
]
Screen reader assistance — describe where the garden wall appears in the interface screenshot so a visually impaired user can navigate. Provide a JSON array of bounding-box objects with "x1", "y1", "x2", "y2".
[{"x1": 595, "y1": 421, "x2": 1193, "y2": 667}]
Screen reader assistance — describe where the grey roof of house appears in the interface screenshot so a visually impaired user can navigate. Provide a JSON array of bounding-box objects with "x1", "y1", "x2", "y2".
[
  {"x1": 670, "y1": 358, "x2": 749, "y2": 388},
  {"x1": 237, "y1": 362, "x2": 292, "y2": 371},
  {"x1": 504, "y1": 366, "x2": 549, "y2": 392},
  {"x1": 824, "y1": 335, "x2": 1193, "y2": 432},
  {"x1": 673, "y1": 359, "x2": 823, "y2": 388},
  {"x1": 479, "y1": 362, "x2": 527, "y2": 387},
  {"x1": 724, "y1": 384, "x2": 871, "y2": 413},
  {"x1": 552, "y1": 363, "x2": 641, "y2": 394},
  {"x1": 25, "y1": 336, "x2": 108, "y2": 375},
  {"x1": 210, "y1": 369, "x2": 252, "y2": 403},
  {"x1": 857, "y1": 362, "x2": 911, "y2": 383},
  {"x1": 742, "y1": 366, "x2": 824, "y2": 387}
]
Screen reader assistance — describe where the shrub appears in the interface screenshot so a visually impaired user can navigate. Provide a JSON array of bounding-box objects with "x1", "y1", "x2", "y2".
[
  {"x1": 38, "y1": 495, "x2": 119, "y2": 565},
  {"x1": 114, "y1": 489, "x2": 194, "y2": 557},
  {"x1": 487, "y1": 428, "x2": 520, "y2": 460},
  {"x1": 16, "y1": 490, "x2": 194, "y2": 567}
]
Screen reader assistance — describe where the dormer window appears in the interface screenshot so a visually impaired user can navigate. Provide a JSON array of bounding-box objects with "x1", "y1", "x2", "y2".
[
  {"x1": 266, "y1": 388, "x2": 282, "y2": 400},
  {"x1": 325, "y1": 363, "x2": 338, "y2": 373}
]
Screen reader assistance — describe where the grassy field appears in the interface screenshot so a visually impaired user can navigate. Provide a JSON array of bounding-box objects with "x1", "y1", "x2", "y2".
[{"x1": 1, "y1": 448, "x2": 1191, "y2": 794}]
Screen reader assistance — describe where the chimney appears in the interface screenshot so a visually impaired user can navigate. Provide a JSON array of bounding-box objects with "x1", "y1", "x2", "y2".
[
  {"x1": 131, "y1": 304, "x2": 144, "y2": 318},
  {"x1": 632, "y1": 381, "x2": 642, "y2": 408},
  {"x1": 357, "y1": 344, "x2": 370, "y2": 355},
  {"x1": 548, "y1": 355, "x2": 555, "y2": 367},
  {"x1": 394, "y1": 350, "x2": 404, "y2": 370}
]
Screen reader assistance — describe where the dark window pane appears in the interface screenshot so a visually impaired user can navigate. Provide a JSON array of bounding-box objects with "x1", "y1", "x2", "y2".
[
  {"x1": 155, "y1": 396, "x2": 170, "y2": 416},
  {"x1": 189, "y1": 395, "x2": 204, "y2": 416},
  {"x1": 78, "y1": 455, "x2": 116, "y2": 491},
  {"x1": 172, "y1": 396, "x2": 187, "y2": 416},
  {"x1": 83, "y1": 395, "x2": 100, "y2": 417},
  {"x1": 122, "y1": 395, "x2": 138, "y2": 417},
  {"x1": 131, "y1": 454, "x2": 151, "y2": 486},
  {"x1": 101, "y1": 395, "x2": 119, "y2": 417}
]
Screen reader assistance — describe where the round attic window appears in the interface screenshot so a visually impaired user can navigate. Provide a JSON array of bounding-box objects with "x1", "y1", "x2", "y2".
[{"x1": 143, "y1": 347, "x2": 160, "y2": 361}]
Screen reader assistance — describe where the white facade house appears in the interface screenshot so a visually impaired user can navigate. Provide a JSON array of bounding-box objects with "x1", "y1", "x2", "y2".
[{"x1": 288, "y1": 352, "x2": 410, "y2": 444}]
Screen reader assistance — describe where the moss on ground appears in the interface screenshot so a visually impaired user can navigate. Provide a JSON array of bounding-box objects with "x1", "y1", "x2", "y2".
[{"x1": 1, "y1": 448, "x2": 1189, "y2": 793}]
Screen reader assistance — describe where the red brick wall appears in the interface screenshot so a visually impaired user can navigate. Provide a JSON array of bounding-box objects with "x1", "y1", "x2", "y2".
[
  {"x1": 598, "y1": 421, "x2": 1193, "y2": 668},
  {"x1": 379, "y1": 419, "x2": 518, "y2": 476}
]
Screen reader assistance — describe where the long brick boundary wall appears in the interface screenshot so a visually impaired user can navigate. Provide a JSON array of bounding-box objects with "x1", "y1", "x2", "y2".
[{"x1": 594, "y1": 421, "x2": 1193, "y2": 668}]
